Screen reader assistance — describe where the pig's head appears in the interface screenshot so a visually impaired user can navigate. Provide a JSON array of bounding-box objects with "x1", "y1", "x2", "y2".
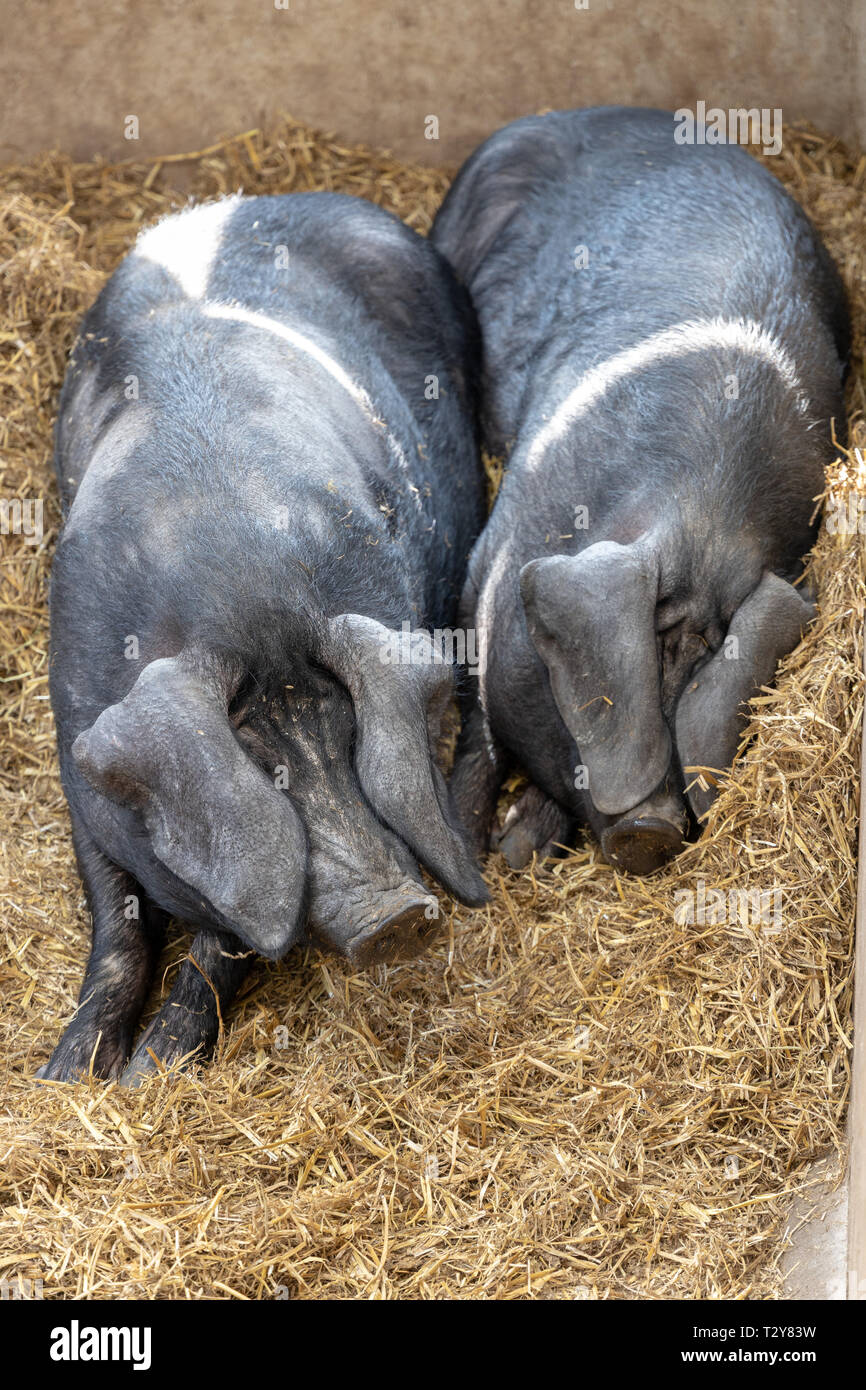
[
  {"x1": 519, "y1": 532, "x2": 815, "y2": 874},
  {"x1": 232, "y1": 613, "x2": 488, "y2": 964},
  {"x1": 71, "y1": 620, "x2": 487, "y2": 965}
]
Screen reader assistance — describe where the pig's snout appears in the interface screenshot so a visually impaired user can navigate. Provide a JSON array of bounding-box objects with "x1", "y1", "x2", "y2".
[
  {"x1": 311, "y1": 881, "x2": 442, "y2": 969},
  {"x1": 347, "y1": 896, "x2": 441, "y2": 969},
  {"x1": 599, "y1": 784, "x2": 687, "y2": 876}
]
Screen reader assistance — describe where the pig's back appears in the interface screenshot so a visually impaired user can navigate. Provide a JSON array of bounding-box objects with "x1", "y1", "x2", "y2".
[
  {"x1": 63, "y1": 193, "x2": 473, "y2": 489},
  {"x1": 432, "y1": 107, "x2": 847, "y2": 446},
  {"x1": 56, "y1": 194, "x2": 481, "y2": 568},
  {"x1": 53, "y1": 192, "x2": 484, "y2": 648}
]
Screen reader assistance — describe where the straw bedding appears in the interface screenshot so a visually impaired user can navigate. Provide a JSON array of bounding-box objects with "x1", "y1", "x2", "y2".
[{"x1": 1, "y1": 118, "x2": 864, "y2": 1300}]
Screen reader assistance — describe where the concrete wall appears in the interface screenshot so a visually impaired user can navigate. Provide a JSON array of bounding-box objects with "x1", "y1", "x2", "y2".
[{"x1": 2, "y1": 0, "x2": 864, "y2": 165}]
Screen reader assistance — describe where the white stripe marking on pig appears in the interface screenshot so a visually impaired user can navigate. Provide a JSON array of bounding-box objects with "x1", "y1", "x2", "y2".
[
  {"x1": 138, "y1": 202, "x2": 414, "y2": 484},
  {"x1": 202, "y1": 301, "x2": 413, "y2": 481},
  {"x1": 525, "y1": 317, "x2": 809, "y2": 473},
  {"x1": 136, "y1": 196, "x2": 241, "y2": 300},
  {"x1": 477, "y1": 545, "x2": 511, "y2": 759}
]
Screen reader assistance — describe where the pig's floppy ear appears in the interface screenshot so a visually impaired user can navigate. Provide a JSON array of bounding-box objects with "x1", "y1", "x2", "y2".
[
  {"x1": 520, "y1": 542, "x2": 669, "y2": 817},
  {"x1": 71, "y1": 655, "x2": 308, "y2": 959},
  {"x1": 322, "y1": 614, "x2": 488, "y2": 907},
  {"x1": 675, "y1": 572, "x2": 816, "y2": 821}
]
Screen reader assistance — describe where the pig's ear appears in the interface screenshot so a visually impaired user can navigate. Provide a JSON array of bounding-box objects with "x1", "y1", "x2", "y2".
[
  {"x1": 675, "y1": 573, "x2": 816, "y2": 821},
  {"x1": 520, "y1": 543, "x2": 669, "y2": 816},
  {"x1": 322, "y1": 614, "x2": 489, "y2": 907},
  {"x1": 71, "y1": 655, "x2": 308, "y2": 959}
]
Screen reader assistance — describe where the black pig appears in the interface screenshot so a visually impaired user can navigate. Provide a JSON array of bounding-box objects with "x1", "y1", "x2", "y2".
[
  {"x1": 41, "y1": 192, "x2": 487, "y2": 1083},
  {"x1": 431, "y1": 107, "x2": 849, "y2": 875}
]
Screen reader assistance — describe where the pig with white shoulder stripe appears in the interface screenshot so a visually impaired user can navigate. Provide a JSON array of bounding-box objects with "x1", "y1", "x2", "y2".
[
  {"x1": 42, "y1": 192, "x2": 488, "y2": 1083},
  {"x1": 431, "y1": 106, "x2": 849, "y2": 875}
]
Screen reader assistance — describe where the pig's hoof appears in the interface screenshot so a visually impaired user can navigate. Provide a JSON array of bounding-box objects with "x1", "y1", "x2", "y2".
[
  {"x1": 493, "y1": 786, "x2": 574, "y2": 870},
  {"x1": 36, "y1": 1030, "x2": 128, "y2": 1084},
  {"x1": 119, "y1": 1042, "x2": 204, "y2": 1088},
  {"x1": 119, "y1": 1051, "x2": 170, "y2": 1088},
  {"x1": 119, "y1": 1044, "x2": 166, "y2": 1088},
  {"x1": 496, "y1": 822, "x2": 538, "y2": 870},
  {"x1": 346, "y1": 897, "x2": 440, "y2": 969},
  {"x1": 119, "y1": 1015, "x2": 208, "y2": 1087},
  {"x1": 600, "y1": 816, "x2": 684, "y2": 876}
]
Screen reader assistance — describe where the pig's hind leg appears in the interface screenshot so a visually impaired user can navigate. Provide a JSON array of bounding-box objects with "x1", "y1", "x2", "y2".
[
  {"x1": 38, "y1": 821, "x2": 166, "y2": 1082},
  {"x1": 492, "y1": 784, "x2": 576, "y2": 871},
  {"x1": 120, "y1": 928, "x2": 254, "y2": 1086},
  {"x1": 449, "y1": 702, "x2": 507, "y2": 858}
]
